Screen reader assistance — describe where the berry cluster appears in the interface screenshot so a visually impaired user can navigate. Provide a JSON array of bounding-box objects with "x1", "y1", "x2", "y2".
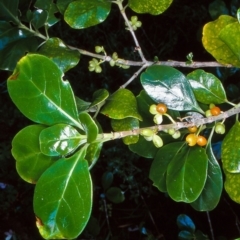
[{"x1": 126, "y1": 16, "x2": 142, "y2": 31}]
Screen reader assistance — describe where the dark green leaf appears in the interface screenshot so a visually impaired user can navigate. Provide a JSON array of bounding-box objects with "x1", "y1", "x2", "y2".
[
  {"x1": 149, "y1": 142, "x2": 185, "y2": 192},
  {"x1": 177, "y1": 214, "x2": 195, "y2": 232},
  {"x1": 141, "y1": 65, "x2": 203, "y2": 113},
  {"x1": 79, "y1": 112, "x2": 98, "y2": 143},
  {"x1": 38, "y1": 37, "x2": 80, "y2": 72},
  {"x1": 178, "y1": 230, "x2": 194, "y2": 240},
  {"x1": 111, "y1": 118, "x2": 139, "y2": 145},
  {"x1": 33, "y1": 148, "x2": 92, "y2": 239},
  {"x1": 64, "y1": 0, "x2": 111, "y2": 29},
  {"x1": 101, "y1": 171, "x2": 113, "y2": 190},
  {"x1": 101, "y1": 89, "x2": 142, "y2": 120},
  {"x1": 75, "y1": 96, "x2": 91, "y2": 113},
  {"x1": 208, "y1": 0, "x2": 229, "y2": 20},
  {"x1": 129, "y1": 135, "x2": 158, "y2": 158},
  {"x1": 167, "y1": 145, "x2": 208, "y2": 203},
  {"x1": 39, "y1": 124, "x2": 84, "y2": 157},
  {"x1": 0, "y1": 23, "x2": 40, "y2": 71},
  {"x1": 222, "y1": 121, "x2": 240, "y2": 173},
  {"x1": 128, "y1": 0, "x2": 173, "y2": 15},
  {"x1": 57, "y1": 0, "x2": 75, "y2": 14},
  {"x1": 106, "y1": 187, "x2": 125, "y2": 203},
  {"x1": 11, "y1": 125, "x2": 57, "y2": 184},
  {"x1": 7, "y1": 54, "x2": 82, "y2": 128},
  {"x1": 191, "y1": 145, "x2": 223, "y2": 211},
  {"x1": 187, "y1": 69, "x2": 227, "y2": 104},
  {"x1": 90, "y1": 89, "x2": 109, "y2": 109},
  {"x1": 31, "y1": 10, "x2": 48, "y2": 29},
  {"x1": 0, "y1": 0, "x2": 20, "y2": 24}
]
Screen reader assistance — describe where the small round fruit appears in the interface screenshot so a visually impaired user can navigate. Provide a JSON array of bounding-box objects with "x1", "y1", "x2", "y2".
[
  {"x1": 172, "y1": 130, "x2": 181, "y2": 139},
  {"x1": 209, "y1": 103, "x2": 215, "y2": 109},
  {"x1": 205, "y1": 109, "x2": 212, "y2": 117},
  {"x1": 95, "y1": 65, "x2": 102, "y2": 73},
  {"x1": 156, "y1": 103, "x2": 167, "y2": 114},
  {"x1": 197, "y1": 135, "x2": 207, "y2": 147},
  {"x1": 152, "y1": 134, "x2": 163, "y2": 148},
  {"x1": 186, "y1": 134, "x2": 197, "y2": 146},
  {"x1": 215, "y1": 123, "x2": 225, "y2": 134},
  {"x1": 188, "y1": 126, "x2": 197, "y2": 133},
  {"x1": 210, "y1": 106, "x2": 221, "y2": 116},
  {"x1": 168, "y1": 128, "x2": 175, "y2": 135},
  {"x1": 149, "y1": 104, "x2": 158, "y2": 115},
  {"x1": 153, "y1": 113, "x2": 163, "y2": 124},
  {"x1": 95, "y1": 46, "x2": 103, "y2": 53}
]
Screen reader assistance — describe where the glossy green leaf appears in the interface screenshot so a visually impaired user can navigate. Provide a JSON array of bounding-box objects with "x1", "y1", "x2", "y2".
[
  {"x1": 12, "y1": 125, "x2": 57, "y2": 184},
  {"x1": 75, "y1": 96, "x2": 91, "y2": 113},
  {"x1": 31, "y1": 10, "x2": 48, "y2": 29},
  {"x1": 0, "y1": 23, "x2": 40, "y2": 71},
  {"x1": 111, "y1": 118, "x2": 139, "y2": 145},
  {"x1": 222, "y1": 121, "x2": 240, "y2": 173},
  {"x1": 85, "y1": 142, "x2": 102, "y2": 168},
  {"x1": 39, "y1": 124, "x2": 84, "y2": 157},
  {"x1": 34, "y1": 0, "x2": 60, "y2": 27},
  {"x1": 224, "y1": 170, "x2": 240, "y2": 204},
  {"x1": 106, "y1": 187, "x2": 125, "y2": 203},
  {"x1": 90, "y1": 89, "x2": 109, "y2": 109},
  {"x1": 101, "y1": 89, "x2": 142, "y2": 120},
  {"x1": 64, "y1": 0, "x2": 111, "y2": 29},
  {"x1": 128, "y1": 0, "x2": 173, "y2": 15},
  {"x1": 79, "y1": 112, "x2": 98, "y2": 143},
  {"x1": 167, "y1": 145, "x2": 208, "y2": 203},
  {"x1": 129, "y1": 135, "x2": 158, "y2": 158},
  {"x1": 187, "y1": 69, "x2": 227, "y2": 104},
  {"x1": 141, "y1": 65, "x2": 203, "y2": 113},
  {"x1": 33, "y1": 148, "x2": 92, "y2": 239},
  {"x1": 0, "y1": 0, "x2": 20, "y2": 24},
  {"x1": 190, "y1": 145, "x2": 223, "y2": 211},
  {"x1": 7, "y1": 54, "x2": 82, "y2": 129},
  {"x1": 149, "y1": 142, "x2": 185, "y2": 192},
  {"x1": 38, "y1": 38, "x2": 80, "y2": 72},
  {"x1": 202, "y1": 15, "x2": 240, "y2": 67}
]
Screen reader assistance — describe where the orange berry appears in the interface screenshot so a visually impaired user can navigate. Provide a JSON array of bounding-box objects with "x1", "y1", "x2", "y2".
[
  {"x1": 188, "y1": 126, "x2": 197, "y2": 133},
  {"x1": 186, "y1": 134, "x2": 197, "y2": 146},
  {"x1": 210, "y1": 106, "x2": 221, "y2": 116},
  {"x1": 156, "y1": 103, "x2": 167, "y2": 114},
  {"x1": 197, "y1": 135, "x2": 207, "y2": 147}
]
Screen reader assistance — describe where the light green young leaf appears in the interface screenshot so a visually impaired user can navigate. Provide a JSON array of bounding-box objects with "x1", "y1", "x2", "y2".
[{"x1": 128, "y1": 0, "x2": 173, "y2": 15}]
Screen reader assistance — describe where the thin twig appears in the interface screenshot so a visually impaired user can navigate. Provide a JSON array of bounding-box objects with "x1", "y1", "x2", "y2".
[{"x1": 206, "y1": 211, "x2": 215, "y2": 240}]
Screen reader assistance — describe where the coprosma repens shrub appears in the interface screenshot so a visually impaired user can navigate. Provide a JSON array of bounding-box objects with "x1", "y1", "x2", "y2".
[{"x1": 1, "y1": 0, "x2": 240, "y2": 238}]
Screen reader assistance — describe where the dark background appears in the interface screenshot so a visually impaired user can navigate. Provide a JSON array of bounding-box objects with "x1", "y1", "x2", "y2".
[{"x1": 1, "y1": 0, "x2": 240, "y2": 239}]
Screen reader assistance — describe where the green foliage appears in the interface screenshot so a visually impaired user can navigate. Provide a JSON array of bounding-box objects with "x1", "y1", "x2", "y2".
[{"x1": 2, "y1": 0, "x2": 240, "y2": 239}]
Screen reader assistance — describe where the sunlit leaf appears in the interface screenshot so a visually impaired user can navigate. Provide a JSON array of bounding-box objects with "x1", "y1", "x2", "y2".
[
  {"x1": 202, "y1": 15, "x2": 240, "y2": 67},
  {"x1": 12, "y1": 125, "x2": 57, "y2": 184},
  {"x1": 7, "y1": 54, "x2": 82, "y2": 129},
  {"x1": 38, "y1": 37, "x2": 80, "y2": 72},
  {"x1": 111, "y1": 118, "x2": 139, "y2": 145},
  {"x1": 191, "y1": 145, "x2": 223, "y2": 211},
  {"x1": 128, "y1": 0, "x2": 173, "y2": 15},
  {"x1": 56, "y1": 0, "x2": 73, "y2": 14},
  {"x1": 39, "y1": 124, "x2": 84, "y2": 157},
  {"x1": 85, "y1": 142, "x2": 102, "y2": 168},
  {"x1": 167, "y1": 145, "x2": 208, "y2": 203},
  {"x1": 222, "y1": 121, "x2": 240, "y2": 173},
  {"x1": 34, "y1": 148, "x2": 92, "y2": 239},
  {"x1": 101, "y1": 89, "x2": 142, "y2": 120},
  {"x1": 187, "y1": 69, "x2": 227, "y2": 104},
  {"x1": 141, "y1": 65, "x2": 203, "y2": 113},
  {"x1": 64, "y1": 0, "x2": 111, "y2": 29}
]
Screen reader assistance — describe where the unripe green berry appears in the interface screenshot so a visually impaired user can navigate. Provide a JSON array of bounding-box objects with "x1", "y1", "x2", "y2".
[
  {"x1": 112, "y1": 52, "x2": 118, "y2": 60},
  {"x1": 149, "y1": 104, "x2": 158, "y2": 115},
  {"x1": 209, "y1": 103, "x2": 215, "y2": 109},
  {"x1": 131, "y1": 16, "x2": 138, "y2": 23},
  {"x1": 135, "y1": 21, "x2": 142, "y2": 27},
  {"x1": 152, "y1": 134, "x2": 163, "y2": 148},
  {"x1": 121, "y1": 64, "x2": 130, "y2": 69},
  {"x1": 95, "y1": 46, "x2": 103, "y2": 53},
  {"x1": 172, "y1": 130, "x2": 181, "y2": 139},
  {"x1": 141, "y1": 129, "x2": 155, "y2": 137},
  {"x1": 205, "y1": 109, "x2": 212, "y2": 117},
  {"x1": 144, "y1": 135, "x2": 153, "y2": 141},
  {"x1": 95, "y1": 65, "x2": 102, "y2": 73},
  {"x1": 168, "y1": 128, "x2": 175, "y2": 135},
  {"x1": 215, "y1": 123, "x2": 225, "y2": 134},
  {"x1": 109, "y1": 59, "x2": 115, "y2": 67},
  {"x1": 88, "y1": 66, "x2": 95, "y2": 72},
  {"x1": 153, "y1": 113, "x2": 163, "y2": 125}
]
